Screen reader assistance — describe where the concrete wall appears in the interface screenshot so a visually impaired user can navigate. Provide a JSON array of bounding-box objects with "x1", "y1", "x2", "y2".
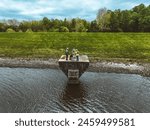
[{"x1": 58, "y1": 55, "x2": 89, "y2": 80}]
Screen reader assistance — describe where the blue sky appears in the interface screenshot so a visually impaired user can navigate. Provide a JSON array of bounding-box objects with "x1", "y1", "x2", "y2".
[{"x1": 0, "y1": 0, "x2": 149, "y2": 21}]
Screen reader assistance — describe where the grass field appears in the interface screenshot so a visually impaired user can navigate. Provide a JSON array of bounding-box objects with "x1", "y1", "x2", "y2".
[{"x1": 0, "y1": 32, "x2": 150, "y2": 62}]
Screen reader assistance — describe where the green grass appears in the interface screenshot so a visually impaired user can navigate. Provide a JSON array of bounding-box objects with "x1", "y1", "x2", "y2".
[{"x1": 0, "y1": 32, "x2": 150, "y2": 62}]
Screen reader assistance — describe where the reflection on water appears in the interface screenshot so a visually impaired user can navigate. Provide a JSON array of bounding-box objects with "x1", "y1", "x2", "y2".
[
  {"x1": 61, "y1": 83, "x2": 86, "y2": 108},
  {"x1": 0, "y1": 67, "x2": 150, "y2": 113}
]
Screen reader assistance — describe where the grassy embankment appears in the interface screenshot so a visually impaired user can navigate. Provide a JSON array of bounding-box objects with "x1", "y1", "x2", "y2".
[{"x1": 0, "y1": 32, "x2": 150, "y2": 62}]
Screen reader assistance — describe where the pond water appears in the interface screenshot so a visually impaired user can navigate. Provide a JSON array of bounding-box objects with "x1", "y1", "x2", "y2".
[{"x1": 0, "y1": 68, "x2": 150, "y2": 113}]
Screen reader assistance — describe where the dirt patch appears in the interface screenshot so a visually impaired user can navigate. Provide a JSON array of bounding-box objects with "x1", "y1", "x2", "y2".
[
  {"x1": 0, "y1": 58, "x2": 150, "y2": 77},
  {"x1": 0, "y1": 58, "x2": 59, "y2": 69},
  {"x1": 89, "y1": 62, "x2": 150, "y2": 77}
]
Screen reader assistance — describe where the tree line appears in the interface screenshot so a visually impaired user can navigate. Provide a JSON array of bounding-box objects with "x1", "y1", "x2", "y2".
[{"x1": 0, "y1": 4, "x2": 150, "y2": 32}]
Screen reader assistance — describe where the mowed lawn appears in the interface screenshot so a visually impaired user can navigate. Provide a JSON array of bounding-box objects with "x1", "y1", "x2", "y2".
[{"x1": 0, "y1": 32, "x2": 150, "y2": 62}]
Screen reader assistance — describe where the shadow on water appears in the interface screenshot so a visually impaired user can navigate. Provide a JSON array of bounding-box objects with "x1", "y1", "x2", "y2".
[{"x1": 60, "y1": 82, "x2": 87, "y2": 107}]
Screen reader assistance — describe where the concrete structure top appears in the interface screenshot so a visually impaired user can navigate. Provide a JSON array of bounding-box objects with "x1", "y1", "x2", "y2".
[{"x1": 58, "y1": 55, "x2": 89, "y2": 62}]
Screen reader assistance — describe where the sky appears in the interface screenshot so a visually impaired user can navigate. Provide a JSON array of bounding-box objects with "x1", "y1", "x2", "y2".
[{"x1": 0, "y1": 0, "x2": 149, "y2": 21}]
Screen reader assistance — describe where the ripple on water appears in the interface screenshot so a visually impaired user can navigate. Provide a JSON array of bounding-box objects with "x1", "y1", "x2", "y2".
[{"x1": 0, "y1": 68, "x2": 150, "y2": 113}]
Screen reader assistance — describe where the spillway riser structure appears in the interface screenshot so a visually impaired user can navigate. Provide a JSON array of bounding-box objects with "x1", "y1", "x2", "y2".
[{"x1": 58, "y1": 55, "x2": 89, "y2": 84}]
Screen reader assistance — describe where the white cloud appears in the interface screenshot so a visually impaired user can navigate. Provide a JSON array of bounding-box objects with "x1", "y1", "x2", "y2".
[{"x1": 0, "y1": 0, "x2": 149, "y2": 20}]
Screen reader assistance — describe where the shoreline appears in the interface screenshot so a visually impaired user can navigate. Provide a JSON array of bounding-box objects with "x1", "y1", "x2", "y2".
[{"x1": 0, "y1": 58, "x2": 150, "y2": 77}]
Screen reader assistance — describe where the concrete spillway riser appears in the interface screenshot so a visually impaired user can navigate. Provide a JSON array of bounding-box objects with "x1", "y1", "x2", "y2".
[
  {"x1": 58, "y1": 55, "x2": 89, "y2": 82},
  {"x1": 59, "y1": 62, "x2": 89, "y2": 78},
  {"x1": 58, "y1": 55, "x2": 89, "y2": 84}
]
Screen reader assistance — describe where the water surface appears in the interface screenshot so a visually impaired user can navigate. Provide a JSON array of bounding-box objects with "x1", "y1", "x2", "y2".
[{"x1": 0, "y1": 68, "x2": 150, "y2": 113}]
